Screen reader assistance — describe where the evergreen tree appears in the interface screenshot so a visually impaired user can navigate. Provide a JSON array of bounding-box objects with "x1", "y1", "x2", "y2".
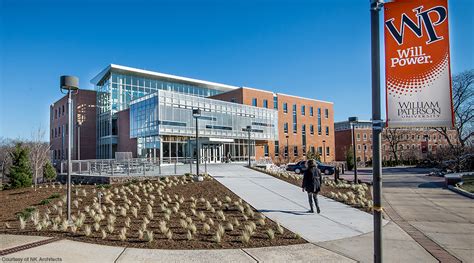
[
  {"x1": 43, "y1": 161, "x2": 56, "y2": 182},
  {"x1": 8, "y1": 143, "x2": 33, "y2": 188},
  {"x1": 345, "y1": 146, "x2": 354, "y2": 171}
]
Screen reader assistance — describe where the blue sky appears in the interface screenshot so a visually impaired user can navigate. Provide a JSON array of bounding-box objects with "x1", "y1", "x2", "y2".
[{"x1": 1, "y1": 0, "x2": 473, "y2": 140}]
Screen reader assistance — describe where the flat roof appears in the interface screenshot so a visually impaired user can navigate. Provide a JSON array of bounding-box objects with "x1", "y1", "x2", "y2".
[
  {"x1": 90, "y1": 64, "x2": 239, "y2": 92},
  {"x1": 90, "y1": 64, "x2": 334, "y2": 104}
]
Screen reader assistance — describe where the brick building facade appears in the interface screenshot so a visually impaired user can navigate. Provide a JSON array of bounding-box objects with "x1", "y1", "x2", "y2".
[
  {"x1": 50, "y1": 90, "x2": 97, "y2": 163},
  {"x1": 211, "y1": 87, "x2": 335, "y2": 163},
  {"x1": 334, "y1": 120, "x2": 458, "y2": 163}
]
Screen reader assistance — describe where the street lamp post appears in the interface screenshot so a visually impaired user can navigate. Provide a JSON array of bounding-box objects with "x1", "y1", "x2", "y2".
[
  {"x1": 285, "y1": 135, "x2": 289, "y2": 163},
  {"x1": 363, "y1": 144, "x2": 366, "y2": 167},
  {"x1": 246, "y1": 125, "x2": 252, "y2": 167},
  {"x1": 77, "y1": 122, "x2": 82, "y2": 160},
  {"x1": 348, "y1": 116, "x2": 358, "y2": 183},
  {"x1": 193, "y1": 109, "x2": 201, "y2": 176},
  {"x1": 60, "y1": 75, "x2": 79, "y2": 222},
  {"x1": 322, "y1": 140, "x2": 326, "y2": 162},
  {"x1": 370, "y1": 1, "x2": 384, "y2": 261}
]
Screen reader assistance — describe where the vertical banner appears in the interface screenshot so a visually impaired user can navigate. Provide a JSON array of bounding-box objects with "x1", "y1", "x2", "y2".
[{"x1": 384, "y1": 0, "x2": 454, "y2": 128}]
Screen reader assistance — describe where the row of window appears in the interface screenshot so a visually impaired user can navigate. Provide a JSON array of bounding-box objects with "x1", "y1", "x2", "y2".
[
  {"x1": 251, "y1": 98, "x2": 330, "y2": 119},
  {"x1": 283, "y1": 123, "x2": 330, "y2": 136},
  {"x1": 263, "y1": 144, "x2": 330, "y2": 157},
  {"x1": 51, "y1": 124, "x2": 67, "y2": 138},
  {"x1": 52, "y1": 149, "x2": 67, "y2": 160},
  {"x1": 53, "y1": 104, "x2": 66, "y2": 119}
]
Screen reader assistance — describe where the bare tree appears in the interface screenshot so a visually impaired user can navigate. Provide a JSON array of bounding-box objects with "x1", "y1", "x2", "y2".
[
  {"x1": 0, "y1": 137, "x2": 15, "y2": 185},
  {"x1": 28, "y1": 127, "x2": 51, "y2": 190},
  {"x1": 435, "y1": 69, "x2": 474, "y2": 148},
  {"x1": 382, "y1": 128, "x2": 414, "y2": 163}
]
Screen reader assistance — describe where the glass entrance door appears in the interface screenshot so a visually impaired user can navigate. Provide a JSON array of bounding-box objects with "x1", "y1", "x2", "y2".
[{"x1": 201, "y1": 144, "x2": 223, "y2": 163}]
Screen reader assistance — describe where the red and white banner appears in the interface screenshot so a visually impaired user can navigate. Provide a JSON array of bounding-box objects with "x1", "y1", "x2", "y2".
[{"x1": 384, "y1": 0, "x2": 454, "y2": 128}]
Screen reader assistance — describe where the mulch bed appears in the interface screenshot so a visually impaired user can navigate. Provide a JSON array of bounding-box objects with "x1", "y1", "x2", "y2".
[{"x1": 0, "y1": 176, "x2": 306, "y2": 249}]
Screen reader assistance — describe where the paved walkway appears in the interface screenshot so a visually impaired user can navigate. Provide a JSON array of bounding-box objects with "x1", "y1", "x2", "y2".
[
  {"x1": 0, "y1": 235, "x2": 354, "y2": 262},
  {"x1": 208, "y1": 164, "x2": 379, "y2": 243},
  {"x1": 384, "y1": 177, "x2": 474, "y2": 263}
]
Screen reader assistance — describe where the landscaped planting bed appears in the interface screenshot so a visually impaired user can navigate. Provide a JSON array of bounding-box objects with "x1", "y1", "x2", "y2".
[
  {"x1": 0, "y1": 175, "x2": 305, "y2": 249},
  {"x1": 252, "y1": 167, "x2": 374, "y2": 213}
]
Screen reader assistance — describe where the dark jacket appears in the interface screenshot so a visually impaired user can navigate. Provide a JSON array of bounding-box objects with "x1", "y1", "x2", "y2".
[{"x1": 302, "y1": 166, "x2": 322, "y2": 193}]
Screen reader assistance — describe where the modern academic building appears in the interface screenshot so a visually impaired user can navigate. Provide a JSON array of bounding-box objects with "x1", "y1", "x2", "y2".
[{"x1": 50, "y1": 64, "x2": 334, "y2": 164}]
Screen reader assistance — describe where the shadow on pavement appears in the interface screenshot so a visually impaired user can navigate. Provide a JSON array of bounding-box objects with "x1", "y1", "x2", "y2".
[
  {"x1": 258, "y1": 209, "x2": 309, "y2": 216},
  {"x1": 418, "y1": 181, "x2": 445, "y2": 188}
]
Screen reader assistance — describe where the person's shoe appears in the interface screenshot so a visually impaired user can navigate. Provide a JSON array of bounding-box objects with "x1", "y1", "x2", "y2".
[
  {"x1": 307, "y1": 209, "x2": 314, "y2": 213},
  {"x1": 316, "y1": 207, "x2": 321, "y2": 214}
]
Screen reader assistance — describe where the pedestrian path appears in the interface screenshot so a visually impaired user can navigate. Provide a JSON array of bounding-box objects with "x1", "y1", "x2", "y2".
[
  {"x1": 1, "y1": 235, "x2": 354, "y2": 263},
  {"x1": 207, "y1": 164, "x2": 380, "y2": 243}
]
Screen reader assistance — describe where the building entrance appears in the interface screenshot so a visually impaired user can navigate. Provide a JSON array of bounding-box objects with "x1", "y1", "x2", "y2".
[{"x1": 201, "y1": 144, "x2": 223, "y2": 163}]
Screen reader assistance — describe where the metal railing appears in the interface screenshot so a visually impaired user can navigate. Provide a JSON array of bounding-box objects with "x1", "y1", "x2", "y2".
[{"x1": 59, "y1": 156, "x2": 253, "y2": 177}]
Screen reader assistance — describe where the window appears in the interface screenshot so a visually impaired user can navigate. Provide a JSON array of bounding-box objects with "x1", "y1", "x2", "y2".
[
  {"x1": 364, "y1": 144, "x2": 367, "y2": 150},
  {"x1": 273, "y1": 96, "x2": 278, "y2": 109},
  {"x1": 62, "y1": 105, "x2": 65, "y2": 114},
  {"x1": 301, "y1": 105, "x2": 305, "y2": 115},
  {"x1": 284, "y1": 123, "x2": 288, "y2": 134},
  {"x1": 275, "y1": 141, "x2": 279, "y2": 156},
  {"x1": 231, "y1": 98, "x2": 236, "y2": 103},
  {"x1": 58, "y1": 126, "x2": 61, "y2": 136},
  {"x1": 264, "y1": 145, "x2": 269, "y2": 157},
  {"x1": 252, "y1": 98, "x2": 257, "y2": 106},
  {"x1": 357, "y1": 133, "x2": 361, "y2": 141},
  {"x1": 283, "y1": 103, "x2": 288, "y2": 113},
  {"x1": 326, "y1": 146, "x2": 330, "y2": 156},
  {"x1": 292, "y1": 104, "x2": 297, "y2": 134},
  {"x1": 317, "y1": 108, "x2": 322, "y2": 135},
  {"x1": 263, "y1": 99, "x2": 268, "y2": 108},
  {"x1": 310, "y1": 124, "x2": 314, "y2": 135},
  {"x1": 310, "y1": 106, "x2": 314, "y2": 116},
  {"x1": 293, "y1": 146, "x2": 298, "y2": 156},
  {"x1": 284, "y1": 146, "x2": 288, "y2": 157},
  {"x1": 325, "y1": 126, "x2": 329, "y2": 136},
  {"x1": 310, "y1": 146, "x2": 315, "y2": 153},
  {"x1": 363, "y1": 133, "x2": 367, "y2": 140},
  {"x1": 55, "y1": 109, "x2": 57, "y2": 119},
  {"x1": 318, "y1": 146, "x2": 323, "y2": 155},
  {"x1": 324, "y1": 108, "x2": 329, "y2": 118},
  {"x1": 357, "y1": 144, "x2": 361, "y2": 150}
]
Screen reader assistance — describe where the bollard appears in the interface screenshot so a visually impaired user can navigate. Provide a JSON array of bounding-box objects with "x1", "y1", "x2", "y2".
[
  {"x1": 205, "y1": 157, "x2": 207, "y2": 175},
  {"x1": 174, "y1": 160, "x2": 177, "y2": 174},
  {"x1": 111, "y1": 161, "x2": 114, "y2": 176},
  {"x1": 189, "y1": 156, "x2": 192, "y2": 174},
  {"x1": 79, "y1": 162, "x2": 82, "y2": 174},
  {"x1": 61, "y1": 162, "x2": 64, "y2": 174},
  {"x1": 143, "y1": 163, "x2": 146, "y2": 175},
  {"x1": 159, "y1": 160, "x2": 162, "y2": 175},
  {"x1": 88, "y1": 162, "x2": 91, "y2": 175},
  {"x1": 342, "y1": 163, "x2": 345, "y2": 174}
]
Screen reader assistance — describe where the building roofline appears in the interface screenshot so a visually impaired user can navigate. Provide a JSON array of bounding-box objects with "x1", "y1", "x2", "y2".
[
  {"x1": 90, "y1": 64, "x2": 239, "y2": 92},
  {"x1": 276, "y1": 93, "x2": 334, "y2": 104}
]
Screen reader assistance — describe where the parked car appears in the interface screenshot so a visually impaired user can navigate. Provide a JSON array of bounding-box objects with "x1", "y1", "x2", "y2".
[{"x1": 286, "y1": 160, "x2": 335, "y2": 175}]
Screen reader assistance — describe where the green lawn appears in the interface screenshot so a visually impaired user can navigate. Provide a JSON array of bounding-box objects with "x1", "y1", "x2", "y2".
[{"x1": 460, "y1": 175, "x2": 474, "y2": 193}]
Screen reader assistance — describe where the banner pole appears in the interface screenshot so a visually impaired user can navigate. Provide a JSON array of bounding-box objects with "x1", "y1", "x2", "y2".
[{"x1": 370, "y1": 0, "x2": 383, "y2": 262}]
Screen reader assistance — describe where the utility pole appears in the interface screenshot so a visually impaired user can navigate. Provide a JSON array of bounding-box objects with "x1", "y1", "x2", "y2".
[{"x1": 370, "y1": 1, "x2": 384, "y2": 262}]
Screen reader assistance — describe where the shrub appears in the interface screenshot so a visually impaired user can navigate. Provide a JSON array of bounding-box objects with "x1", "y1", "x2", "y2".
[
  {"x1": 266, "y1": 229, "x2": 275, "y2": 240},
  {"x1": 345, "y1": 147, "x2": 354, "y2": 171},
  {"x1": 43, "y1": 161, "x2": 57, "y2": 182},
  {"x1": 7, "y1": 143, "x2": 33, "y2": 188},
  {"x1": 240, "y1": 231, "x2": 250, "y2": 244}
]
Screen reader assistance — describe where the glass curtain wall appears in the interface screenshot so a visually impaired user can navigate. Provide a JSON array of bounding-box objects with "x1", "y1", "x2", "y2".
[{"x1": 96, "y1": 71, "x2": 227, "y2": 159}]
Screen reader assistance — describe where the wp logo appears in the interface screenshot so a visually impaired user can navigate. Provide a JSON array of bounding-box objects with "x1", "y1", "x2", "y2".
[{"x1": 385, "y1": 6, "x2": 447, "y2": 45}]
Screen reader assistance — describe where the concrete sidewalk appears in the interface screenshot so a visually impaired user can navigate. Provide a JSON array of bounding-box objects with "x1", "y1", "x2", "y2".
[
  {"x1": 207, "y1": 164, "x2": 379, "y2": 243},
  {"x1": 1, "y1": 235, "x2": 354, "y2": 263}
]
